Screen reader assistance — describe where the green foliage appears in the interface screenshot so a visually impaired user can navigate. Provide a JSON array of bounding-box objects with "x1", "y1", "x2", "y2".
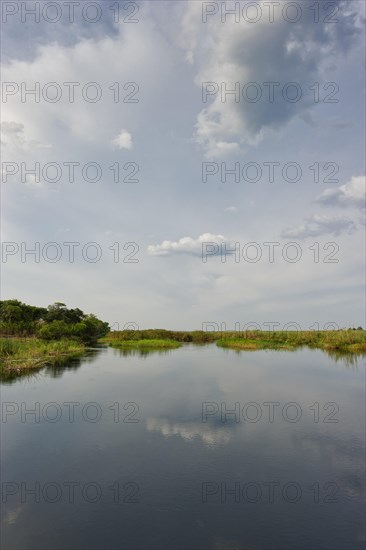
[
  {"x1": 104, "y1": 329, "x2": 218, "y2": 344},
  {"x1": 0, "y1": 300, "x2": 109, "y2": 343},
  {"x1": 101, "y1": 328, "x2": 366, "y2": 353},
  {"x1": 216, "y1": 330, "x2": 366, "y2": 353},
  {"x1": 0, "y1": 337, "x2": 85, "y2": 376},
  {"x1": 109, "y1": 339, "x2": 182, "y2": 350},
  {"x1": 0, "y1": 299, "x2": 47, "y2": 335},
  {"x1": 37, "y1": 321, "x2": 73, "y2": 340}
]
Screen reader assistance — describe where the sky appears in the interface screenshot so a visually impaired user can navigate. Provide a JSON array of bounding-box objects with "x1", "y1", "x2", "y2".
[{"x1": 1, "y1": 0, "x2": 365, "y2": 330}]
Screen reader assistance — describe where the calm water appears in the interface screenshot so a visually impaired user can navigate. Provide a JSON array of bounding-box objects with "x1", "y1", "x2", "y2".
[{"x1": 1, "y1": 345, "x2": 365, "y2": 550}]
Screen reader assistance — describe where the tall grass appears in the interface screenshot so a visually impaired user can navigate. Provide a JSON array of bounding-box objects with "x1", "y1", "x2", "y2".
[
  {"x1": 107, "y1": 339, "x2": 182, "y2": 350},
  {"x1": 216, "y1": 330, "x2": 366, "y2": 352},
  {"x1": 0, "y1": 337, "x2": 85, "y2": 376},
  {"x1": 101, "y1": 329, "x2": 366, "y2": 353},
  {"x1": 101, "y1": 330, "x2": 217, "y2": 344}
]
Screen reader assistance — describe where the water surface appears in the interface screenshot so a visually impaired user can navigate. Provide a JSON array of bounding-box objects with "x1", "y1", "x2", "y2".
[{"x1": 1, "y1": 345, "x2": 365, "y2": 549}]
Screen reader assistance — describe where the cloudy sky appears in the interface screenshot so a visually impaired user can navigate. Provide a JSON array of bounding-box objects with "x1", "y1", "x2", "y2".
[{"x1": 1, "y1": 0, "x2": 365, "y2": 330}]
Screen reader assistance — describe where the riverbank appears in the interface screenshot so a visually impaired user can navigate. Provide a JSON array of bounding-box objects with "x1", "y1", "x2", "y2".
[
  {"x1": 0, "y1": 337, "x2": 85, "y2": 376},
  {"x1": 1, "y1": 330, "x2": 364, "y2": 379},
  {"x1": 104, "y1": 338, "x2": 182, "y2": 350},
  {"x1": 103, "y1": 329, "x2": 366, "y2": 353},
  {"x1": 102, "y1": 329, "x2": 217, "y2": 343},
  {"x1": 216, "y1": 330, "x2": 366, "y2": 353}
]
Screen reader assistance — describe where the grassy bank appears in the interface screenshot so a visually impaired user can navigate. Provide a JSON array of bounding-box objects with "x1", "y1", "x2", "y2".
[
  {"x1": 106, "y1": 338, "x2": 182, "y2": 350},
  {"x1": 102, "y1": 329, "x2": 217, "y2": 344},
  {"x1": 2, "y1": 330, "x2": 363, "y2": 378},
  {"x1": 102, "y1": 329, "x2": 366, "y2": 354},
  {"x1": 0, "y1": 337, "x2": 85, "y2": 376},
  {"x1": 216, "y1": 330, "x2": 366, "y2": 353}
]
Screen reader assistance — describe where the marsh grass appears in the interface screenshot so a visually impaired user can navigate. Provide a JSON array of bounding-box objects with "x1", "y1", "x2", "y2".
[
  {"x1": 2, "y1": 330, "x2": 363, "y2": 379},
  {"x1": 216, "y1": 330, "x2": 366, "y2": 353},
  {"x1": 107, "y1": 339, "x2": 182, "y2": 350},
  {"x1": 102, "y1": 329, "x2": 365, "y2": 354},
  {"x1": 100, "y1": 330, "x2": 217, "y2": 344},
  {"x1": 0, "y1": 337, "x2": 85, "y2": 376}
]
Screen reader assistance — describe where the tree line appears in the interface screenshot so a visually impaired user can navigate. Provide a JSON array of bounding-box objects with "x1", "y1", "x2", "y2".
[{"x1": 0, "y1": 300, "x2": 109, "y2": 343}]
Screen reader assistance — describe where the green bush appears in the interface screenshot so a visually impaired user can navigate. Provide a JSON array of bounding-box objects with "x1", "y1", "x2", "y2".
[{"x1": 0, "y1": 300, "x2": 109, "y2": 344}]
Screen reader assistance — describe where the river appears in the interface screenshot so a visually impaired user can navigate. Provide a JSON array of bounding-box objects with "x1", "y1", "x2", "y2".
[{"x1": 1, "y1": 344, "x2": 365, "y2": 549}]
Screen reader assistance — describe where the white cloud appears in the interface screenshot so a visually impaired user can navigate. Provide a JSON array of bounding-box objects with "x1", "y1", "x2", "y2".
[
  {"x1": 1, "y1": 121, "x2": 23, "y2": 138},
  {"x1": 1, "y1": 121, "x2": 51, "y2": 151},
  {"x1": 180, "y1": 0, "x2": 363, "y2": 157},
  {"x1": 178, "y1": 0, "x2": 202, "y2": 64},
  {"x1": 281, "y1": 214, "x2": 357, "y2": 239},
  {"x1": 1, "y1": 21, "x2": 173, "y2": 145},
  {"x1": 224, "y1": 206, "x2": 237, "y2": 213},
  {"x1": 148, "y1": 233, "x2": 226, "y2": 256},
  {"x1": 1, "y1": 4, "x2": 364, "y2": 328},
  {"x1": 111, "y1": 129, "x2": 133, "y2": 150},
  {"x1": 315, "y1": 175, "x2": 365, "y2": 209},
  {"x1": 147, "y1": 417, "x2": 232, "y2": 446}
]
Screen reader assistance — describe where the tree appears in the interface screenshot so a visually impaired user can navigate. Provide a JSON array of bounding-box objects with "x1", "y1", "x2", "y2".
[{"x1": 0, "y1": 300, "x2": 109, "y2": 343}]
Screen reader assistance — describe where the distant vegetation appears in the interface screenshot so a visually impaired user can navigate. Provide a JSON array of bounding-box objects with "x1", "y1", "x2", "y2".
[
  {"x1": 106, "y1": 338, "x2": 182, "y2": 350},
  {"x1": 0, "y1": 300, "x2": 109, "y2": 376},
  {"x1": 216, "y1": 330, "x2": 366, "y2": 353},
  {"x1": 104, "y1": 329, "x2": 218, "y2": 343},
  {"x1": 105, "y1": 328, "x2": 366, "y2": 354},
  {"x1": 0, "y1": 300, "x2": 109, "y2": 343},
  {"x1": 1, "y1": 303, "x2": 365, "y2": 378}
]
